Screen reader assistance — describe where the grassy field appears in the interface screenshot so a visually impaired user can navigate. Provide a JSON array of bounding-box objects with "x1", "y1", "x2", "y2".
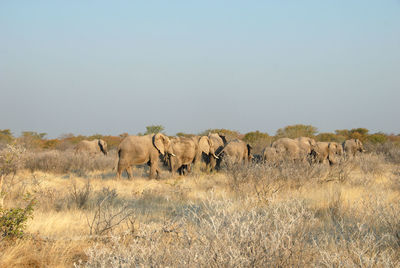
[{"x1": 1, "y1": 149, "x2": 400, "y2": 267}]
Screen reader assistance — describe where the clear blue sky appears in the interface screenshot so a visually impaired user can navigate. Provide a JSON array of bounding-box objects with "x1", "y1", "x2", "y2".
[{"x1": 1, "y1": 1, "x2": 399, "y2": 138}]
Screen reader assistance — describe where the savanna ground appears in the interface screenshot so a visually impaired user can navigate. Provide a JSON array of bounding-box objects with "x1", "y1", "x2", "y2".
[{"x1": 1, "y1": 143, "x2": 400, "y2": 267}]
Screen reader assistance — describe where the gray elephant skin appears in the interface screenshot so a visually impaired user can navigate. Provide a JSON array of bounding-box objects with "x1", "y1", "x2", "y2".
[
  {"x1": 220, "y1": 139, "x2": 252, "y2": 165},
  {"x1": 271, "y1": 138, "x2": 300, "y2": 160},
  {"x1": 271, "y1": 137, "x2": 316, "y2": 161},
  {"x1": 312, "y1": 142, "x2": 343, "y2": 165},
  {"x1": 191, "y1": 135, "x2": 219, "y2": 170},
  {"x1": 207, "y1": 133, "x2": 227, "y2": 171},
  {"x1": 343, "y1": 139, "x2": 365, "y2": 157},
  {"x1": 75, "y1": 139, "x2": 108, "y2": 155},
  {"x1": 167, "y1": 137, "x2": 197, "y2": 175},
  {"x1": 116, "y1": 133, "x2": 174, "y2": 180},
  {"x1": 295, "y1": 137, "x2": 317, "y2": 155},
  {"x1": 262, "y1": 147, "x2": 279, "y2": 163}
]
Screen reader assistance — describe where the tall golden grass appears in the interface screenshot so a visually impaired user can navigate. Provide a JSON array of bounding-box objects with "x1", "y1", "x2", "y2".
[{"x1": 1, "y1": 147, "x2": 400, "y2": 267}]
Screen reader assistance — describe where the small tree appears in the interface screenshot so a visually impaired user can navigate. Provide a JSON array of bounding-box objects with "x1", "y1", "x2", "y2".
[
  {"x1": 176, "y1": 132, "x2": 194, "y2": 138},
  {"x1": 0, "y1": 130, "x2": 14, "y2": 145},
  {"x1": 199, "y1": 129, "x2": 241, "y2": 140},
  {"x1": 276, "y1": 124, "x2": 317, "y2": 139},
  {"x1": 243, "y1": 131, "x2": 270, "y2": 143},
  {"x1": 17, "y1": 131, "x2": 47, "y2": 149},
  {"x1": 367, "y1": 133, "x2": 387, "y2": 144},
  {"x1": 144, "y1": 125, "x2": 165, "y2": 135},
  {"x1": 316, "y1": 133, "x2": 343, "y2": 142},
  {"x1": 243, "y1": 131, "x2": 272, "y2": 154}
]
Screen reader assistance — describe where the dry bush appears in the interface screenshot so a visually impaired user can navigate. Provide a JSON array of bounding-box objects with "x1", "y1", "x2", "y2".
[
  {"x1": 315, "y1": 196, "x2": 400, "y2": 267},
  {"x1": 69, "y1": 179, "x2": 93, "y2": 209},
  {"x1": 351, "y1": 153, "x2": 386, "y2": 176},
  {"x1": 222, "y1": 161, "x2": 328, "y2": 201},
  {"x1": 0, "y1": 145, "x2": 26, "y2": 207},
  {"x1": 86, "y1": 187, "x2": 135, "y2": 236},
  {"x1": 24, "y1": 150, "x2": 115, "y2": 175},
  {"x1": 78, "y1": 193, "x2": 400, "y2": 267},
  {"x1": 77, "y1": 198, "x2": 317, "y2": 267},
  {"x1": 371, "y1": 142, "x2": 400, "y2": 164},
  {"x1": 323, "y1": 160, "x2": 355, "y2": 184}
]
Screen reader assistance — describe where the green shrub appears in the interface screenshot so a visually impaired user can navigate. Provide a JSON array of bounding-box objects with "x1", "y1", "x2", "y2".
[
  {"x1": 276, "y1": 124, "x2": 317, "y2": 139},
  {"x1": 0, "y1": 195, "x2": 35, "y2": 240},
  {"x1": 367, "y1": 133, "x2": 388, "y2": 144}
]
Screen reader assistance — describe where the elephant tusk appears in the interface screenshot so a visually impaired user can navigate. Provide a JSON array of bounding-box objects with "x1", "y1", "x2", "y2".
[
  {"x1": 170, "y1": 153, "x2": 176, "y2": 157},
  {"x1": 213, "y1": 153, "x2": 219, "y2": 159}
]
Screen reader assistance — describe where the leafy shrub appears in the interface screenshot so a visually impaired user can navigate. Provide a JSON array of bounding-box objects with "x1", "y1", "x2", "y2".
[
  {"x1": 367, "y1": 133, "x2": 388, "y2": 144},
  {"x1": 316, "y1": 132, "x2": 344, "y2": 142},
  {"x1": 276, "y1": 124, "x2": 317, "y2": 139},
  {"x1": 0, "y1": 195, "x2": 35, "y2": 240}
]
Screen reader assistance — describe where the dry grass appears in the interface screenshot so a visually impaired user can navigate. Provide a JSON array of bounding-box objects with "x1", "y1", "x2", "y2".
[{"x1": 1, "y1": 148, "x2": 400, "y2": 267}]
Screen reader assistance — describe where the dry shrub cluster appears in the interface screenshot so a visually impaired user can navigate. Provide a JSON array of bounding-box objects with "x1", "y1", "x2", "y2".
[
  {"x1": 24, "y1": 150, "x2": 115, "y2": 175},
  {"x1": 371, "y1": 142, "x2": 400, "y2": 164},
  {"x1": 77, "y1": 195, "x2": 400, "y2": 267}
]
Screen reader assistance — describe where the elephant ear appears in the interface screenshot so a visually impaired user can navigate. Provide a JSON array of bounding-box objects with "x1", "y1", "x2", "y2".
[
  {"x1": 219, "y1": 134, "x2": 227, "y2": 145},
  {"x1": 153, "y1": 133, "x2": 166, "y2": 155},
  {"x1": 198, "y1": 136, "x2": 210, "y2": 154},
  {"x1": 247, "y1": 144, "x2": 252, "y2": 157},
  {"x1": 97, "y1": 139, "x2": 104, "y2": 150},
  {"x1": 328, "y1": 142, "x2": 337, "y2": 158}
]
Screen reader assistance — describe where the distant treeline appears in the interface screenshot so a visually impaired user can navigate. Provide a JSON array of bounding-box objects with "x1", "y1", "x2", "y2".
[{"x1": 0, "y1": 124, "x2": 399, "y2": 151}]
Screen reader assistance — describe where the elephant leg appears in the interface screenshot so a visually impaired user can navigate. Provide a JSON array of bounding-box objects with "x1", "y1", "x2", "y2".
[
  {"x1": 126, "y1": 166, "x2": 134, "y2": 179},
  {"x1": 117, "y1": 162, "x2": 125, "y2": 180},
  {"x1": 178, "y1": 166, "x2": 184, "y2": 176},
  {"x1": 186, "y1": 164, "x2": 191, "y2": 174},
  {"x1": 209, "y1": 157, "x2": 216, "y2": 172},
  {"x1": 244, "y1": 155, "x2": 249, "y2": 166},
  {"x1": 149, "y1": 162, "x2": 159, "y2": 180}
]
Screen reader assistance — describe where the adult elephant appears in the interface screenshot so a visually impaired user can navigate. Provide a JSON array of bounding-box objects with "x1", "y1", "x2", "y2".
[
  {"x1": 220, "y1": 139, "x2": 252, "y2": 165},
  {"x1": 312, "y1": 142, "x2": 343, "y2": 165},
  {"x1": 116, "y1": 133, "x2": 174, "y2": 180},
  {"x1": 271, "y1": 138, "x2": 300, "y2": 160},
  {"x1": 208, "y1": 133, "x2": 227, "y2": 171},
  {"x1": 191, "y1": 135, "x2": 219, "y2": 169},
  {"x1": 262, "y1": 146, "x2": 279, "y2": 164},
  {"x1": 75, "y1": 139, "x2": 108, "y2": 155},
  {"x1": 167, "y1": 137, "x2": 197, "y2": 175},
  {"x1": 343, "y1": 139, "x2": 365, "y2": 157},
  {"x1": 295, "y1": 137, "x2": 317, "y2": 157}
]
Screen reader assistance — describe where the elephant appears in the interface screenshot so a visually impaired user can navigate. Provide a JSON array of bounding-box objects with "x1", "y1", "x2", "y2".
[
  {"x1": 329, "y1": 142, "x2": 344, "y2": 156},
  {"x1": 312, "y1": 142, "x2": 343, "y2": 165},
  {"x1": 190, "y1": 135, "x2": 219, "y2": 170},
  {"x1": 207, "y1": 133, "x2": 227, "y2": 171},
  {"x1": 343, "y1": 139, "x2": 365, "y2": 157},
  {"x1": 261, "y1": 146, "x2": 280, "y2": 164},
  {"x1": 74, "y1": 139, "x2": 108, "y2": 155},
  {"x1": 116, "y1": 133, "x2": 175, "y2": 180},
  {"x1": 294, "y1": 137, "x2": 317, "y2": 157},
  {"x1": 219, "y1": 139, "x2": 252, "y2": 166},
  {"x1": 271, "y1": 138, "x2": 300, "y2": 160},
  {"x1": 167, "y1": 137, "x2": 197, "y2": 175}
]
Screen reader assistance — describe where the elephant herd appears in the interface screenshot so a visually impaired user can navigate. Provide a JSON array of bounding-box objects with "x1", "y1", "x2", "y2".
[
  {"x1": 74, "y1": 134, "x2": 365, "y2": 180},
  {"x1": 263, "y1": 137, "x2": 364, "y2": 165}
]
